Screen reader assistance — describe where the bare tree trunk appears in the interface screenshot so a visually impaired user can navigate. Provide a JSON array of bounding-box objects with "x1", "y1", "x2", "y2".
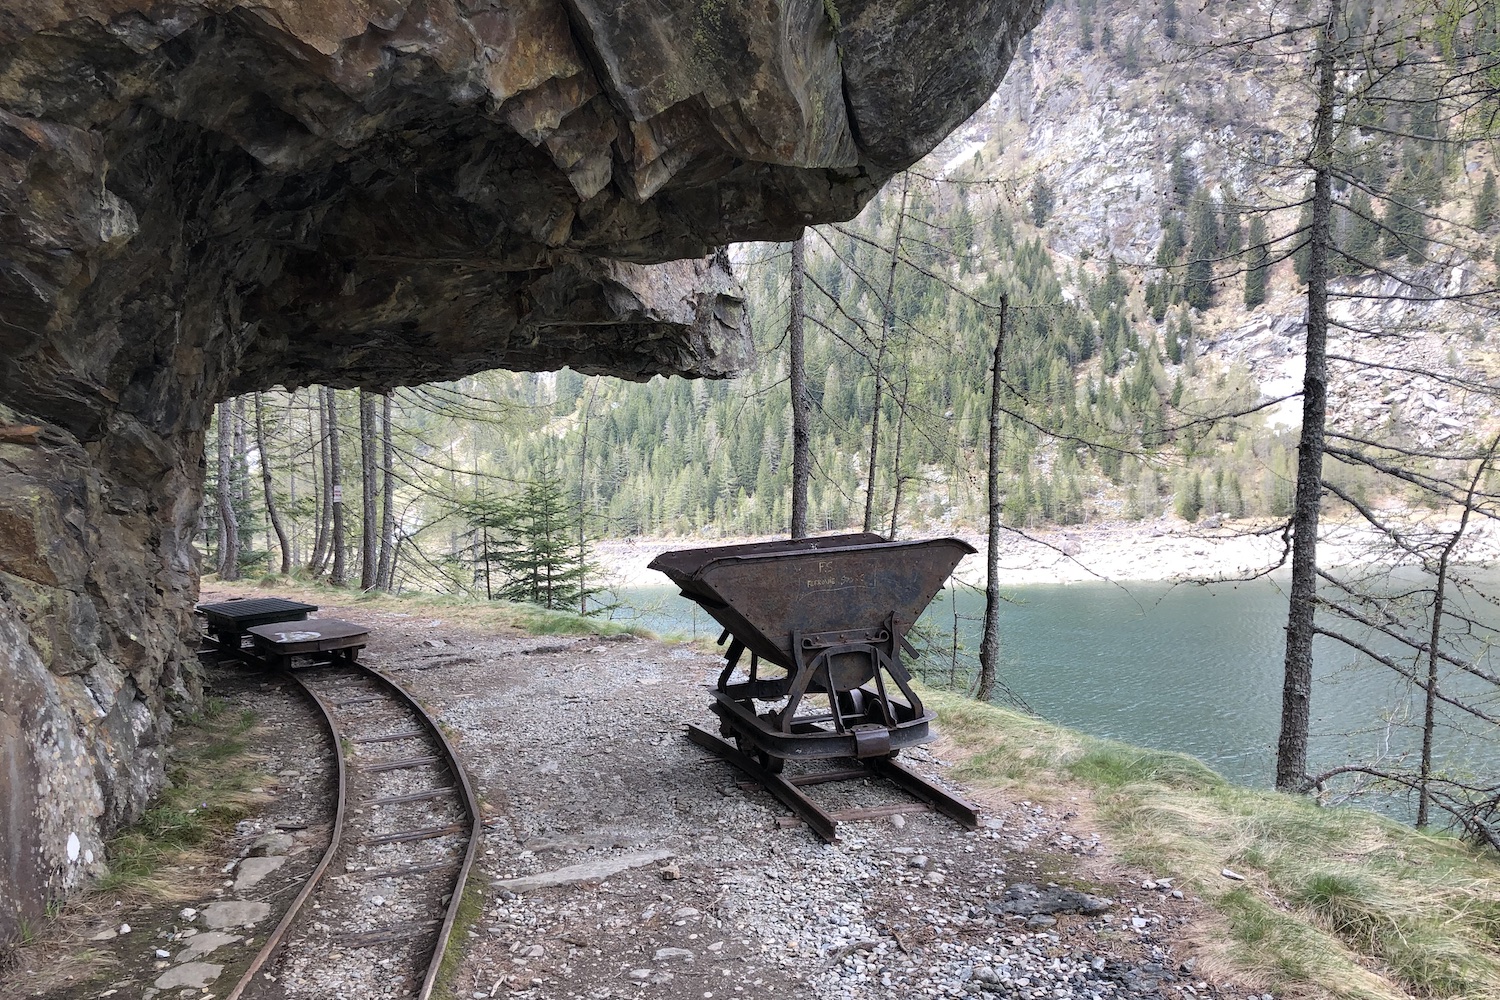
[
  {"x1": 215, "y1": 399, "x2": 240, "y2": 579},
  {"x1": 864, "y1": 175, "x2": 909, "y2": 535},
  {"x1": 254, "y1": 392, "x2": 292, "y2": 575},
  {"x1": 977, "y1": 298, "x2": 1009, "y2": 703},
  {"x1": 328, "y1": 386, "x2": 348, "y2": 587},
  {"x1": 359, "y1": 390, "x2": 378, "y2": 590},
  {"x1": 789, "y1": 234, "x2": 811, "y2": 538},
  {"x1": 448, "y1": 444, "x2": 459, "y2": 574},
  {"x1": 391, "y1": 531, "x2": 406, "y2": 595},
  {"x1": 232, "y1": 396, "x2": 248, "y2": 569},
  {"x1": 888, "y1": 378, "x2": 909, "y2": 539},
  {"x1": 1417, "y1": 431, "x2": 1500, "y2": 826},
  {"x1": 862, "y1": 339, "x2": 888, "y2": 534},
  {"x1": 287, "y1": 393, "x2": 300, "y2": 569},
  {"x1": 1277, "y1": 1, "x2": 1340, "y2": 792},
  {"x1": 309, "y1": 387, "x2": 332, "y2": 576},
  {"x1": 376, "y1": 393, "x2": 396, "y2": 591},
  {"x1": 578, "y1": 379, "x2": 599, "y2": 613}
]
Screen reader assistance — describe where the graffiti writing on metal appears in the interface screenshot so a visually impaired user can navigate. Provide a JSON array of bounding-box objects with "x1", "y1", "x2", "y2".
[{"x1": 805, "y1": 560, "x2": 869, "y2": 592}]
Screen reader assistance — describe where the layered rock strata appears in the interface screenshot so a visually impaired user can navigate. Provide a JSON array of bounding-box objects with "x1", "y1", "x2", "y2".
[{"x1": 0, "y1": 0, "x2": 1046, "y2": 939}]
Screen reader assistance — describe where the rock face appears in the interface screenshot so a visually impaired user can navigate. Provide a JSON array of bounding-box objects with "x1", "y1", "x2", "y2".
[{"x1": 0, "y1": 0, "x2": 1045, "y2": 940}]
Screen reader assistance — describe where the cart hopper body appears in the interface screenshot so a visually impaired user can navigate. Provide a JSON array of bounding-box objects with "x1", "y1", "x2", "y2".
[
  {"x1": 650, "y1": 533, "x2": 975, "y2": 766},
  {"x1": 648, "y1": 533, "x2": 974, "y2": 671}
]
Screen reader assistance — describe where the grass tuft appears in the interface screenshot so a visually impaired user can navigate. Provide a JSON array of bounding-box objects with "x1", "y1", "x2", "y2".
[
  {"x1": 922, "y1": 686, "x2": 1500, "y2": 1000},
  {"x1": 97, "y1": 701, "x2": 268, "y2": 901},
  {"x1": 432, "y1": 872, "x2": 487, "y2": 1000}
]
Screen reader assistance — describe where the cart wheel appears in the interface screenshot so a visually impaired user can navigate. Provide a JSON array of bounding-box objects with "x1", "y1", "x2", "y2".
[{"x1": 733, "y1": 732, "x2": 785, "y2": 774}]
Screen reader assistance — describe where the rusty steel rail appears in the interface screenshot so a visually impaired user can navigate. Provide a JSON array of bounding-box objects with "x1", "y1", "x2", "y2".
[
  {"x1": 362, "y1": 665, "x2": 483, "y2": 1000},
  {"x1": 686, "y1": 723, "x2": 978, "y2": 843},
  {"x1": 224, "y1": 678, "x2": 347, "y2": 1000},
  {"x1": 225, "y1": 662, "x2": 482, "y2": 1000}
]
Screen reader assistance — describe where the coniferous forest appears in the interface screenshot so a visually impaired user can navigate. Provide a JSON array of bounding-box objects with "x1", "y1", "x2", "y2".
[
  {"x1": 198, "y1": 0, "x2": 1500, "y2": 843},
  {"x1": 203, "y1": 0, "x2": 1500, "y2": 608}
]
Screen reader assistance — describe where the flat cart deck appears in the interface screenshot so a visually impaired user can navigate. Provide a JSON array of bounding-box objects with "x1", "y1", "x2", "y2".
[
  {"x1": 246, "y1": 619, "x2": 370, "y2": 670},
  {"x1": 198, "y1": 597, "x2": 319, "y2": 656}
]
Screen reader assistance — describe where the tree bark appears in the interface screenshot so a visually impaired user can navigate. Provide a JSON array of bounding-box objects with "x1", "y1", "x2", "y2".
[
  {"x1": 328, "y1": 386, "x2": 349, "y2": 587},
  {"x1": 309, "y1": 387, "x2": 332, "y2": 576},
  {"x1": 232, "y1": 396, "x2": 248, "y2": 568},
  {"x1": 286, "y1": 393, "x2": 300, "y2": 568},
  {"x1": 789, "y1": 234, "x2": 811, "y2": 538},
  {"x1": 864, "y1": 175, "x2": 910, "y2": 535},
  {"x1": 1417, "y1": 431, "x2": 1500, "y2": 826},
  {"x1": 215, "y1": 399, "x2": 240, "y2": 580},
  {"x1": 1276, "y1": 1, "x2": 1340, "y2": 792},
  {"x1": 254, "y1": 392, "x2": 292, "y2": 574},
  {"x1": 578, "y1": 378, "x2": 599, "y2": 612},
  {"x1": 359, "y1": 389, "x2": 378, "y2": 590},
  {"x1": 977, "y1": 297, "x2": 1009, "y2": 703},
  {"x1": 887, "y1": 379, "x2": 909, "y2": 539},
  {"x1": 376, "y1": 393, "x2": 396, "y2": 591}
]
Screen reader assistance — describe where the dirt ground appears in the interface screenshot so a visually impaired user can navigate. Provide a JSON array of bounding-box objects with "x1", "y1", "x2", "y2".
[{"x1": 3, "y1": 587, "x2": 1255, "y2": 1000}]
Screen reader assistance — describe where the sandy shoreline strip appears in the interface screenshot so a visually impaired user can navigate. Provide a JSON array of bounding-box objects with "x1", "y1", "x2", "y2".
[{"x1": 591, "y1": 516, "x2": 1500, "y2": 590}]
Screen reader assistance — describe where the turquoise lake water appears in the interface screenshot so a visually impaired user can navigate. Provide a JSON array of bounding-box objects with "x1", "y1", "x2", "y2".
[{"x1": 604, "y1": 572, "x2": 1499, "y2": 810}]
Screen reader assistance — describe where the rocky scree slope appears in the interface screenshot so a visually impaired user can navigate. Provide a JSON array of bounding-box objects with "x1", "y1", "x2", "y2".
[{"x1": 952, "y1": 0, "x2": 1500, "y2": 454}]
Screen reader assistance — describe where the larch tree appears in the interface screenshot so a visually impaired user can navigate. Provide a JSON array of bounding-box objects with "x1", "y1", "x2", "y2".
[
  {"x1": 359, "y1": 389, "x2": 379, "y2": 590},
  {"x1": 254, "y1": 392, "x2": 292, "y2": 575}
]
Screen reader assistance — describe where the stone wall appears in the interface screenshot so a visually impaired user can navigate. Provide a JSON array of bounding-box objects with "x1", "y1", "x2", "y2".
[{"x1": 0, "y1": 0, "x2": 1047, "y2": 940}]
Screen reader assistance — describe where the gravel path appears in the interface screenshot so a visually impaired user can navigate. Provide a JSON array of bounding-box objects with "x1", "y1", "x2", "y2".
[
  {"x1": 264, "y1": 664, "x2": 474, "y2": 1000},
  {"x1": 318, "y1": 603, "x2": 1244, "y2": 1000},
  {"x1": 8, "y1": 588, "x2": 1247, "y2": 1000}
]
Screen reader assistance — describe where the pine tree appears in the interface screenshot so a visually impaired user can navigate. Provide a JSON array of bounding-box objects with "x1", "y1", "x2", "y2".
[
  {"x1": 1244, "y1": 216, "x2": 1270, "y2": 308},
  {"x1": 1384, "y1": 168, "x2": 1429, "y2": 261},
  {"x1": 456, "y1": 487, "x2": 509, "y2": 601},
  {"x1": 1031, "y1": 177, "x2": 1056, "y2": 226},
  {"x1": 1175, "y1": 472, "x2": 1203, "y2": 522},
  {"x1": 1185, "y1": 190, "x2": 1218, "y2": 309},
  {"x1": 1341, "y1": 189, "x2": 1380, "y2": 272},
  {"x1": 498, "y1": 462, "x2": 591, "y2": 610},
  {"x1": 1222, "y1": 204, "x2": 1244, "y2": 257},
  {"x1": 1156, "y1": 213, "x2": 1185, "y2": 266},
  {"x1": 1474, "y1": 170, "x2": 1497, "y2": 230},
  {"x1": 1293, "y1": 185, "x2": 1315, "y2": 283},
  {"x1": 1168, "y1": 143, "x2": 1194, "y2": 205}
]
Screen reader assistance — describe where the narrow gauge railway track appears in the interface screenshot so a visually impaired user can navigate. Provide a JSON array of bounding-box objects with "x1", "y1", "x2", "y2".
[{"x1": 228, "y1": 662, "x2": 481, "y2": 1000}]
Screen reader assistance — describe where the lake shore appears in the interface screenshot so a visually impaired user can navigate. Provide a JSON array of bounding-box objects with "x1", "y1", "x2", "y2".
[{"x1": 590, "y1": 514, "x2": 1500, "y2": 588}]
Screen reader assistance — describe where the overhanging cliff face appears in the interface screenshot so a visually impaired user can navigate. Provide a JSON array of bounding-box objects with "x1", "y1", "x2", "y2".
[{"x1": 0, "y1": 0, "x2": 1047, "y2": 940}]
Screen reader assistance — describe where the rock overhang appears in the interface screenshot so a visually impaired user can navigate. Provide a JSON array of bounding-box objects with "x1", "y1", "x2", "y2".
[
  {"x1": 3, "y1": 0, "x2": 1046, "y2": 400},
  {"x1": 0, "y1": 0, "x2": 1048, "y2": 945}
]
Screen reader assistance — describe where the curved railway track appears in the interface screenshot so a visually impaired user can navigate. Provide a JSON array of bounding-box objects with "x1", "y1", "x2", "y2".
[{"x1": 227, "y1": 661, "x2": 481, "y2": 1000}]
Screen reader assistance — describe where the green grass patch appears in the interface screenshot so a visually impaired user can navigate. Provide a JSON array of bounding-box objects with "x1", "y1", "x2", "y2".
[
  {"x1": 432, "y1": 872, "x2": 487, "y2": 1000},
  {"x1": 97, "y1": 702, "x2": 267, "y2": 900},
  {"x1": 922, "y1": 687, "x2": 1500, "y2": 1000}
]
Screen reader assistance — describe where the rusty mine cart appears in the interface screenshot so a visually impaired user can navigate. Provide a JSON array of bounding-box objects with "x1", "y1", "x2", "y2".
[{"x1": 649, "y1": 532, "x2": 981, "y2": 842}]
